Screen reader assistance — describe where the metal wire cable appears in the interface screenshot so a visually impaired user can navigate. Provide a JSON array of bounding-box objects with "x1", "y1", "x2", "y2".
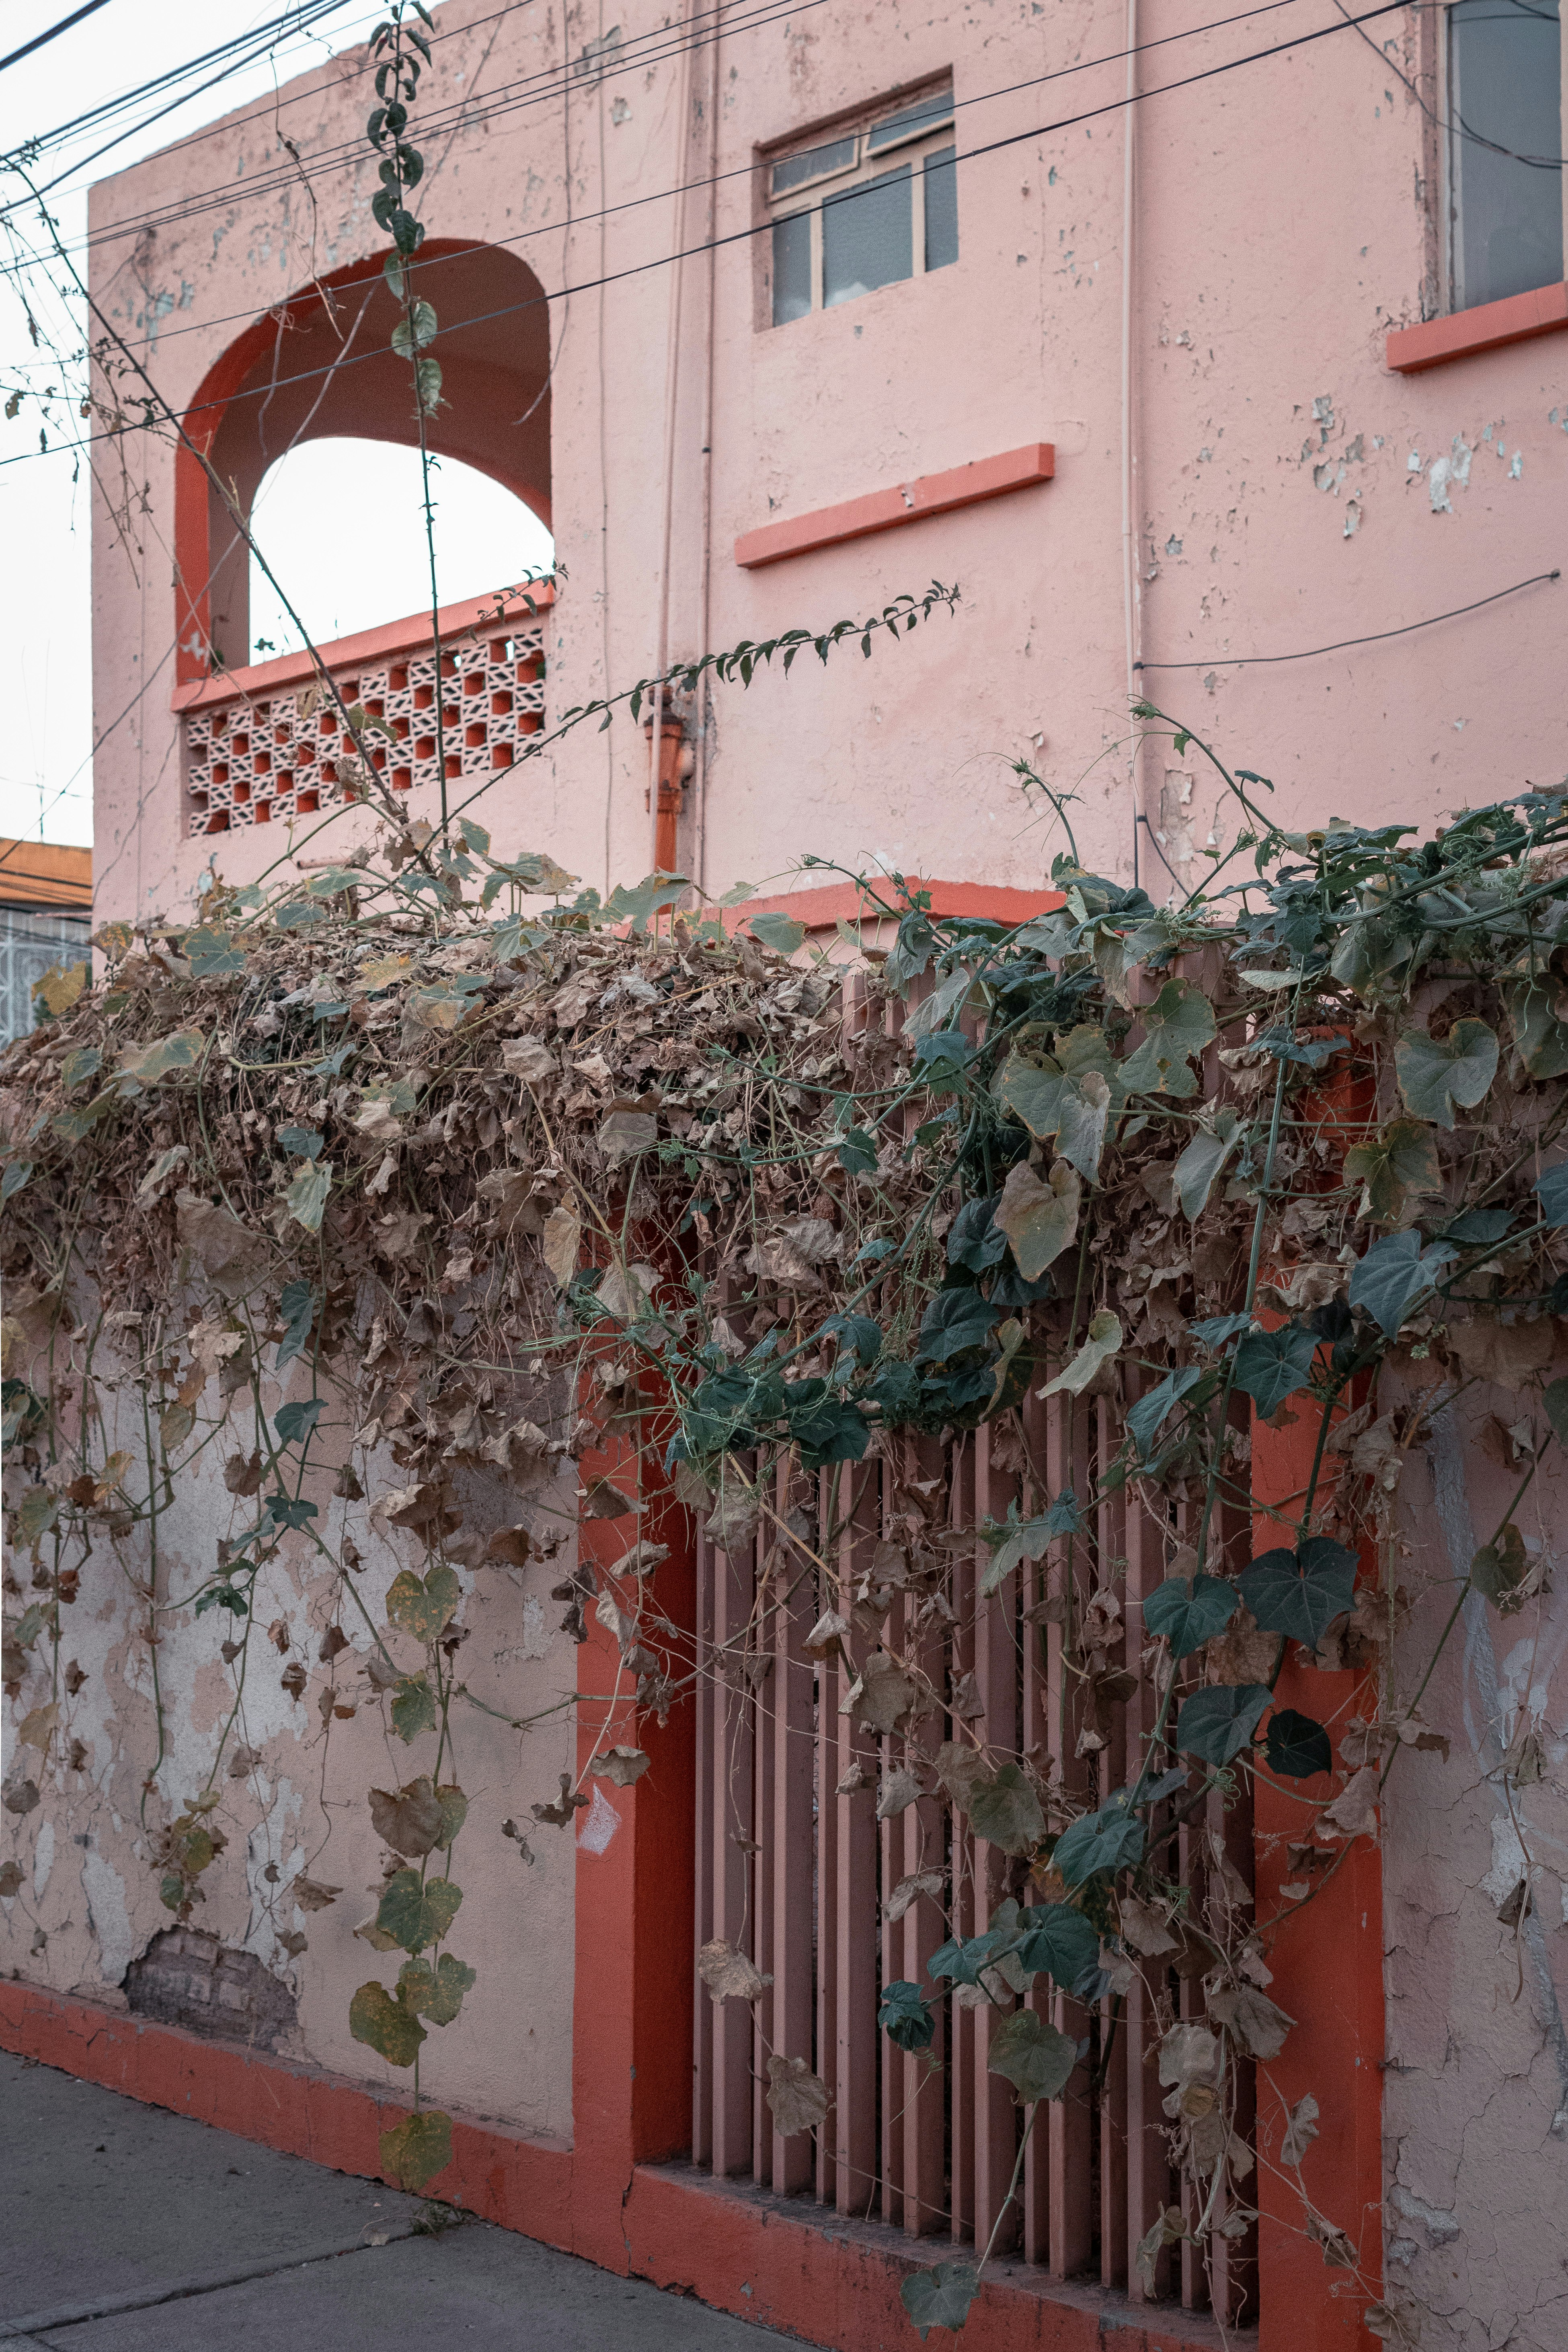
[{"x1": 1133, "y1": 570, "x2": 1561, "y2": 670}]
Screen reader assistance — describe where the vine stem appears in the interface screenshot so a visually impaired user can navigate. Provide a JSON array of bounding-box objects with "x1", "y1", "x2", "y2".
[{"x1": 1127, "y1": 992, "x2": 1297, "y2": 1811}]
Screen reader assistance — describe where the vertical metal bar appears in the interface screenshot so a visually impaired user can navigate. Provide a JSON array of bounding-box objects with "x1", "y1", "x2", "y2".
[
  {"x1": 878, "y1": 1580, "x2": 906, "y2": 2231},
  {"x1": 1123, "y1": 1378, "x2": 1176, "y2": 2301},
  {"x1": 754, "y1": 1506, "x2": 777, "y2": 2185},
  {"x1": 710, "y1": 1523, "x2": 755, "y2": 2177},
  {"x1": 815, "y1": 1472, "x2": 839, "y2": 2210},
  {"x1": 901, "y1": 1569, "x2": 948, "y2": 2240},
  {"x1": 948, "y1": 1502, "x2": 977, "y2": 2251},
  {"x1": 835, "y1": 1462, "x2": 880, "y2": 2221},
  {"x1": 966, "y1": 1427, "x2": 1022, "y2": 2255},
  {"x1": 1097, "y1": 1396, "x2": 1130, "y2": 2291},
  {"x1": 770, "y1": 1468, "x2": 815, "y2": 2194},
  {"x1": 693, "y1": 1530, "x2": 716, "y2": 2167},
  {"x1": 1020, "y1": 1381, "x2": 1051, "y2": 2267},
  {"x1": 1047, "y1": 1397, "x2": 1094, "y2": 2279}
]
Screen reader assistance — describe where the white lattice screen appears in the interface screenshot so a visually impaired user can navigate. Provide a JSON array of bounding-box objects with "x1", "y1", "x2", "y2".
[{"x1": 183, "y1": 619, "x2": 547, "y2": 836}]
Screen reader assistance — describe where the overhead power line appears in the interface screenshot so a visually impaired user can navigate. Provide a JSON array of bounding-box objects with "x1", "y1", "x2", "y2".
[
  {"x1": 3, "y1": 0, "x2": 1311, "y2": 324},
  {"x1": 6, "y1": 0, "x2": 361, "y2": 212},
  {"x1": 0, "y1": 0, "x2": 1416, "y2": 484},
  {"x1": 0, "y1": 0, "x2": 117, "y2": 75},
  {"x1": 0, "y1": 0, "x2": 777, "y2": 242}
]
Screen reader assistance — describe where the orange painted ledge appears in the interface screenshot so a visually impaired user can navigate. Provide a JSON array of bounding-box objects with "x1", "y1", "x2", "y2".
[
  {"x1": 735, "y1": 443, "x2": 1055, "y2": 569},
  {"x1": 2, "y1": 1979, "x2": 1247, "y2": 2352},
  {"x1": 1385, "y1": 281, "x2": 1568, "y2": 372},
  {"x1": 170, "y1": 584, "x2": 555, "y2": 714},
  {"x1": 724, "y1": 878, "x2": 1066, "y2": 933},
  {"x1": 627, "y1": 2165, "x2": 1243, "y2": 2352},
  {"x1": 0, "y1": 1978, "x2": 574, "y2": 2247}
]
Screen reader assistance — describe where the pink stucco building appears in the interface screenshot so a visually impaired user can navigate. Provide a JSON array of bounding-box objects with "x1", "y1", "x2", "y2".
[
  {"x1": 84, "y1": 0, "x2": 1568, "y2": 930},
  {"x1": 7, "y1": 5, "x2": 1568, "y2": 2351}
]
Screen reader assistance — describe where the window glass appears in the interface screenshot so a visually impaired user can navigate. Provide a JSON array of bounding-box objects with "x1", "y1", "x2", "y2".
[
  {"x1": 771, "y1": 134, "x2": 857, "y2": 200},
  {"x1": 1449, "y1": 0, "x2": 1562, "y2": 310},
  {"x1": 924, "y1": 146, "x2": 958, "y2": 272},
  {"x1": 868, "y1": 92, "x2": 954, "y2": 152},
  {"x1": 772, "y1": 211, "x2": 813, "y2": 324},
  {"x1": 823, "y1": 163, "x2": 913, "y2": 307}
]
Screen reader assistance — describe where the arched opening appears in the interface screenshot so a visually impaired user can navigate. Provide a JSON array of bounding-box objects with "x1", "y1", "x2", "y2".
[
  {"x1": 176, "y1": 239, "x2": 551, "y2": 681},
  {"x1": 246, "y1": 440, "x2": 554, "y2": 663}
]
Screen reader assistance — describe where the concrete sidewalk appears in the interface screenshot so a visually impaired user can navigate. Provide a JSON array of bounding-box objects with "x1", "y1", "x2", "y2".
[{"x1": 0, "y1": 2052, "x2": 792, "y2": 2350}]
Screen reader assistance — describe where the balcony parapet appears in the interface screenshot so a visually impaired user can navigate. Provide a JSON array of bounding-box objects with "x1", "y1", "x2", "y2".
[{"x1": 172, "y1": 585, "x2": 553, "y2": 837}]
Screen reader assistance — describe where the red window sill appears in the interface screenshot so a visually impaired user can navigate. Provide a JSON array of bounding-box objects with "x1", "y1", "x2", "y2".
[
  {"x1": 734, "y1": 443, "x2": 1053, "y2": 569},
  {"x1": 1386, "y1": 281, "x2": 1568, "y2": 373}
]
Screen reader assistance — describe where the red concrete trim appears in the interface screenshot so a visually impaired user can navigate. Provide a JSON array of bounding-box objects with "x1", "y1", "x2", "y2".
[
  {"x1": 724, "y1": 878, "x2": 1067, "y2": 932},
  {"x1": 172, "y1": 236, "x2": 550, "y2": 683},
  {"x1": 0, "y1": 1978, "x2": 574, "y2": 2246},
  {"x1": 626, "y1": 2163, "x2": 1245, "y2": 2352},
  {"x1": 0, "y1": 1978, "x2": 1249, "y2": 2351},
  {"x1": 570, "y1": 1389, "x2": 699, "y2": 2274},
  {"x1": 1385, "y1": 281, "x2": 1568, "y2": 372},
  {"x1": 734, "y1": 444, "x2": 1055, "y2": 570},
  {"x1": 170, "y1": 585, "x2": 556, "y2": 713}
]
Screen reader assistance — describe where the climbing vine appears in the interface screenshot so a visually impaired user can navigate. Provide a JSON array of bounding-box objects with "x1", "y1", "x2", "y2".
[{"x1": 4, "y1": 715, "x2": 1568, "y2": 2335}]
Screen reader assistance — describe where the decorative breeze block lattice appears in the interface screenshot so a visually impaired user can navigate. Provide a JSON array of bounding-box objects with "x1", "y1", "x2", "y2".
[{"x1": 184, "y1": 621, "x2": 546, "y2": 835}]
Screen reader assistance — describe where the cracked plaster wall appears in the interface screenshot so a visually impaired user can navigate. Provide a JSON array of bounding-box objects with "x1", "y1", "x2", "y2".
[
  {"x1": 2, "y1": 1323, "x2": 578, "y2": 2145},
  {"x1": 1383, "y1": 1396, "x2": 1568, "y2": 2351}
]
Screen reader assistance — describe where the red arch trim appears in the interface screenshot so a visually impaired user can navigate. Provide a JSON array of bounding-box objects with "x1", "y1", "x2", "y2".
[{"x1": 174, "y1": 239, "x2": 549, "y2": 683}]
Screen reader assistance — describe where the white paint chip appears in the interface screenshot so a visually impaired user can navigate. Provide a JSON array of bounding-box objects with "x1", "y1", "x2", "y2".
[{"x1": 577, "y1": 1784, "x2": 621, "y2": 1855}]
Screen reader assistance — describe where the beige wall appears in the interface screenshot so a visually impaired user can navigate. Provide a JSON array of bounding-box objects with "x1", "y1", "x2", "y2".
[
  {"x1": 1383, "y1": 1393, "x2": 1568, "y2": 2351},
  {"x1": 2, "y1": 1327, "x2": 578, "y2": 2141}
]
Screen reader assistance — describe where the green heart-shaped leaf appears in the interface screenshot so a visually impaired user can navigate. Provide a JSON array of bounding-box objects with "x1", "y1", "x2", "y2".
[
  {"x1": 349, "y1": 1980, "x2": 425, "y2": 2067},
  {"x1": 1394, "y1": 1019, "x2": 1498, "y2": 1129},
  {"x1": 375, "y1": 1868, "x2": 463, "y2": 1954},
  {"x1": 379, "y1": 2108, "x2": 453, "y2": 2194},
  {"x1": 1141, "y1": 1572, "x2": 1238, "y2": 1660},
  {"x1": 901, "y1": 2261, "x2": 979, "y2": 2341},
  {"x1": 1238, "y1": 1537, "x2": 1357, "y2": 1647},
  {"x1": 987, "y1": 2007, "x2": 1078, "y2": 2105},
  {"x1": 1262, "y1": 1709, "x2": 1332, "y2": 1779},
  {"x1": 1175, "y1": 1683, "x2": 1270, "y2": 1766}
]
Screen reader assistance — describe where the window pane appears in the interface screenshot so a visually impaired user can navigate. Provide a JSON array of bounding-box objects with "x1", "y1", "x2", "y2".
[
  {"x1": 773, "y1": 211, "x2": 813, "y2": 324},
  {"x1": 868, "y1": 91, "x2": 954, "y2": 152},
  {"x1": 924, "y1": 146, "x2": 958, "y2": 271},
  {"x1": 823, "y1": 163, "x2": 913, "y2": 307},
  {"x1": 1450, "y1": 0, "x2": 1562, "y2": 310},
  {"x1": 771, "y1": 135, "x2": 856, "y2": 199}
]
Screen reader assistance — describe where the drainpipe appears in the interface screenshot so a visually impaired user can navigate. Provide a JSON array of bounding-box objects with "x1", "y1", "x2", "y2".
[
  {"x1": 1121, "y1": 0, "x2": 1143, "y2": 891},
  {"x1": 692, "y1": 5, "x2": 722, "y2": 899},
  {"x1": 645, "y1": 692, "x2": 693, "y2": 874},
  {"x1": 649, "y1": 1, "x2": 700, "y2": 877}
]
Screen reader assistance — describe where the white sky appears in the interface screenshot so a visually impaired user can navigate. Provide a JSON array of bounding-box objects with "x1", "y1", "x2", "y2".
[{"x1": 0, "y1": 2, "x2": 551, "y2": 846}]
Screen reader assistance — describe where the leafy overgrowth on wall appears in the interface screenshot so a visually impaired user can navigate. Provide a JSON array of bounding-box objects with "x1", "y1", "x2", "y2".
[{"x1": 5, "y1": 715, "x2": 1568, "y2": 2338}]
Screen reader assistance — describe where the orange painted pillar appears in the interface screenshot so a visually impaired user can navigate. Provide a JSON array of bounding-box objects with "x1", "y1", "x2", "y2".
[
  {"x1": 1252, "y1": 1403, "x2": 1383, "y2": 2352},
  {"x1": 570, "y1": 1401, "x2": 698, "y2": 2273}
]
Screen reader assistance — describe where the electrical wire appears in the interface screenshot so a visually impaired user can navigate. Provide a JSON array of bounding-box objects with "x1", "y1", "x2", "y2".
[
  {"x1": 16, "y1": 0, "x2": 1567, "y2": 283},
  {"x1": 1, "y1": 0, "x2": 733, "y2": 230},
  {"x1": 0, "y1": 0, "x2": 117, "y2": 76},
  {"x1": 6, "y1": 0, "x2": 362, "y2": 212},
  {"x1": 0, "y1": 0, "x2": 1422, "y2": 477},
  {"x1": 1133, "y1": 569, "x2": 1561, "y2": 669},
  {"x1": 3, "y1": 0, "x2": 1299, "y2": 270}
]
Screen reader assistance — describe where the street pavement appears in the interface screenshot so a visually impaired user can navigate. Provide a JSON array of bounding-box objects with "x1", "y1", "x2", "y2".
[{"x1": 0, "y1": 2050, "x2": 791, "y2": 2349}]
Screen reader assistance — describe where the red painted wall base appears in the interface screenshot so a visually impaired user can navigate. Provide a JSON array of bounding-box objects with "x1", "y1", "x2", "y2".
[{"x1": 0, "y1": 1979, "x2": 1244, "y2": 2352}]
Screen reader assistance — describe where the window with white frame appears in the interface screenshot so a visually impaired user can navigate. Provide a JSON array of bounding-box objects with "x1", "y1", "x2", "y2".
[
  {"x1": 767, "y1": 84, "x2": 958, "y2": 326},
  {"x1": 1446, "y1": 0, "x2": 1564, "y2": 312}
]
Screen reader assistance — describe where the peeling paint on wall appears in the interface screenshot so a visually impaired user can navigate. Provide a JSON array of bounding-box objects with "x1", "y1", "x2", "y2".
[{"x1": 1427, "y1": 435, "x2": 1474, "y2": 514}]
